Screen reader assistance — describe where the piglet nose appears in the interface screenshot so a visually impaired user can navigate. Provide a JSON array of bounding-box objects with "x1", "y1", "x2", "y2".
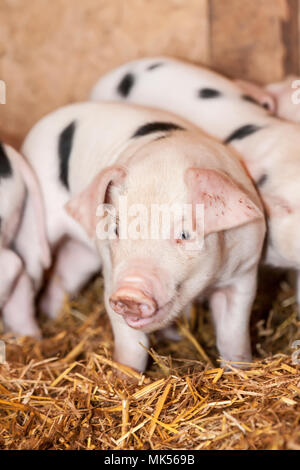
[{"x1": 109, "y1": 287, "x2": 157, "y2": 318}]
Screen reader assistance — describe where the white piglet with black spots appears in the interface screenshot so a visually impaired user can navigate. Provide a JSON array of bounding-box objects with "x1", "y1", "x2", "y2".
[
  {"x1": 90, "y1": 56, "x2": 300, "y2": 312},
  {"x1": 19, "y1": 101, "x2": 265, "y2": 371}
]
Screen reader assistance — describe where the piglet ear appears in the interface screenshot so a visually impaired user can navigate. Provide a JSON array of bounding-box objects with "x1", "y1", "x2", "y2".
[
  {"x1": 185, "y1": 168, "x2": 264, "y2": 236},
  {"x1": 235, "y1": 79, "x2": 276, "y2": 113},
  {"x1": 65, "y1": 166, "x2": 125, "y2": 238}
]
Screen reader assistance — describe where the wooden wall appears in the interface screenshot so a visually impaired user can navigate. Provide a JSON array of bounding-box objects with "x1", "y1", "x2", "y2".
[{"x1": 0, "y1": 0, "x2": 299, "y2": 148}]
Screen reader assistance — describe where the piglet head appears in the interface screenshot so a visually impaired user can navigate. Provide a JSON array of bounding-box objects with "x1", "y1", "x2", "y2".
[{"x1": 65, "y1": 142, "x2": 263, "y2": 333}]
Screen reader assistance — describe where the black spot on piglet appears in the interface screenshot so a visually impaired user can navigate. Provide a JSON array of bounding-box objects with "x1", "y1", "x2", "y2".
[
  {"x1": 58, "y1": 121, "x2": 76, "y2": 190},
  {"x1": 132, "y1": 121, "x2": 185, "y2": 138},
  {"x1": 117, "y1": 73, "x2": 135, "y2": 97},
  {"x1": 147, "y1": 62, "x2": 164, "y2": 71},
  {"x1": 198, "y1": 88, "x2": 222, "y2": 98},
  {"x1": 0, "y1": 142, "x2": 13, "y2": 179},
  {"x1": 256, "y1": 173, "x2": 268, "y2": 187},
  {"x1": 242, "y1": 94, "x2": 261, "y2": 106},
  {"x1": 242, "y1": 94, "x2": 271, "y2": 110},
  {"x1": 224, "y1": 124, "x2": 263, "y2": 144}
]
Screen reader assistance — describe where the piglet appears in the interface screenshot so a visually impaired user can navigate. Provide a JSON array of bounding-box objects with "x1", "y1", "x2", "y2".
[
  {"x1": 89, "y1": 56, "x2": 300, "y2": 313},
  {"x1": 19, "y1": 101, "x2": 265, "y2": 371},
  {"x1": 0, "y1": 142, "x2": 50, "y2": 336}
]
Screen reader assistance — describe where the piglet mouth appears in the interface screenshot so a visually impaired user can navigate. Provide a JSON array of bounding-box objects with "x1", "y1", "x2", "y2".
[
  {"x1": 123, "y1": 300, "x2": 173, "y2": 330},
  {"x1": 125, "y1": 315, "x2": 155, "y2": 329}
]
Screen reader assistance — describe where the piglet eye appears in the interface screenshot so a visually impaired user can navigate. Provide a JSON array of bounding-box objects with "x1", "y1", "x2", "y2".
[{"x1": 179, "y1": 231, "x2": 190, "y2": 241}]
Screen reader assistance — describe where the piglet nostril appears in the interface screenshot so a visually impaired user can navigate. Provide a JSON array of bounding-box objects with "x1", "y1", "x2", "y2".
[
  {"x1": 109, "y1": 288, "x2": 157, "y2": 319},
  {"x1": 109, "y1": 299, "x2": 127, "y2": 315},
  {"x1": 139, "y1": 303, "x2": 155, "y2": 317}
]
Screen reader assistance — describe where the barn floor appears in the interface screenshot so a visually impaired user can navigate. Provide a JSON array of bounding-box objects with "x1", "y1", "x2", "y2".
[{"x1": 0, "y1": 267, "x2": 300, "y2": 450}]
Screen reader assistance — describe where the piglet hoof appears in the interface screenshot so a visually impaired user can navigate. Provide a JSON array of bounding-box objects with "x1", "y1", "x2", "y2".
[
  {"x1": 39, "y1": 284, "x2": 65, "y2": 320},
  {"x1": 29, "y1": 326, "x2": 43, "y2": 340},
  {"x1": 219, "y1": 356, "x2": 252, "y2": 371},
  {"x1": 112, "y1": 356, "x2": 143, "y2": 383},
  {"x1": 113, "y1": 346, "x2": 148, "y2": 377},
  {"x1": 3, "y1": 322, "x2": 42, "y2": 340},
  {"x1": 115, "y1": 368, "x2": 140, "y2": 384}
]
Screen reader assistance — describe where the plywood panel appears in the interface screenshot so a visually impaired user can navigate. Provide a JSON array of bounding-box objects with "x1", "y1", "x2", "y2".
[
  {"x1": 281, "y1": 0, "x2": 300, "y2": 74},
  {"x1": 209, "y1": 0, "x2": 288, "y2": 84},
  {"x1": 0, "y1": 0, "x2": 209, "y2": 147}
]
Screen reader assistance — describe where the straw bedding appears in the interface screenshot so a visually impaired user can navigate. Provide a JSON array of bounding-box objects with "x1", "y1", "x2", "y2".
[{"x1": 0, "y1": 268, "x2": 300, "y2": 450}]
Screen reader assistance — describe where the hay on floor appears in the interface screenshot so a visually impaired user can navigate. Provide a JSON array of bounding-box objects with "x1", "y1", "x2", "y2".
[{"x1": 0, "y1": 269, "x2": 300, "y2": 450}]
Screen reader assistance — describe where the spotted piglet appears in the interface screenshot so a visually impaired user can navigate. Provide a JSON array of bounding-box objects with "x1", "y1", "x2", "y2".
[
  {"x1": 0, "y1": 143, "x2": 50, "y2": 336},
  {"x1": 90, "y1": 56, "x2": 300, "y2": 312},
  {"x1": 18, "y1": 101, "x2": 265, "y2": 371}
]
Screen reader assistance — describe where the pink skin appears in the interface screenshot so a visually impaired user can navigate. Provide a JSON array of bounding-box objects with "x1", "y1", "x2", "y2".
[
  {"x1": 265, "y1": 76, "x2": 300, "y2": 123},
  {"x1": 19, "y1": 101, "x2": 265, "y2": 371},
  {"x1": 67, "y1": 150, "x2": 263, "y2": 371},
  {"x1": 104, "y1": 167, "x2": 262, "y2": 332},
  {"x1": 109, "y1": 259, "x2": 170, "y2": 317},
  {"x1": 109, "y1": 267, "x2": 170, "y2": 329}
]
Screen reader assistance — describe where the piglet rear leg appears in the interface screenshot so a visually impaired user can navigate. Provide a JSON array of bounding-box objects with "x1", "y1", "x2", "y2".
[
  {"x1": 40, "y1": 238, "x2": 101, "y2": 319},
  {"x1": 2, "y1": 270, "x2": 41, "y2": 338}
]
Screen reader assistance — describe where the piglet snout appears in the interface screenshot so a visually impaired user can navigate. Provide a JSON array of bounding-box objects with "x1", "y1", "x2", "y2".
[{"x1": 110, "y1": 287, "x2": 157, "y2": 319}]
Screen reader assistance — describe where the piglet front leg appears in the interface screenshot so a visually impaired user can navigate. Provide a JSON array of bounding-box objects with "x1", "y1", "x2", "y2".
[
  {"x1": 209, "y1": 269, "x2": 257, "y2": 368},
  {"x1": 105, "y1": 292, "x2": 150, "y2": 373}
]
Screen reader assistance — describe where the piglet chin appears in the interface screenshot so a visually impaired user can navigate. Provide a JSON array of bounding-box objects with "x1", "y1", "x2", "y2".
[{"x1": 125, "y1": 315, "x2": 155, "y2": 329}]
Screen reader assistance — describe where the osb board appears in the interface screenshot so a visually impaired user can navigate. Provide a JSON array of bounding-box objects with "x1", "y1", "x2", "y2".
[
  {"x1": 0, "y1": 0, "x2": 210, "y2": 148},
  {"x1": 1, "y1": 0, "x2": 299, "y2": 147}
]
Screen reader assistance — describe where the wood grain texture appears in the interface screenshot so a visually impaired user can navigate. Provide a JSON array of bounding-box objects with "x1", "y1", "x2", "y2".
[
  {"x1": 281, "y1": 0, "x2": 300, "y2": 74},
  {"x1": 0, "y1": 0, "x2": 209, "y2": 147},
  {"x1": 209, "y1": 0, "x2": 287, "y2": 83},
  {"x1": 0, "y1": 0, "x2": 300, "y2": 147}
]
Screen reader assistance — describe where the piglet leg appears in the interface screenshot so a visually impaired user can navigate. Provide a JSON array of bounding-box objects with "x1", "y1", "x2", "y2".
[
  {"x1": 40, "y1": 238, "x2": 101, "y2": 319},
  {"x1": 2, "y1": 270, "x2": 41, "y2": 338},
  {"x1": 209, "y1": 269, "x2": 257, "y2": 368},
  {"x1": 105, "y1": 291, "x2": 149, "y2": 373},
  {"x1": 14, "y1": 200, "x2": 45, "y2": 291},
  {"x1": 0, "y1": 249, "x2": 22, "y2": 308}
]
